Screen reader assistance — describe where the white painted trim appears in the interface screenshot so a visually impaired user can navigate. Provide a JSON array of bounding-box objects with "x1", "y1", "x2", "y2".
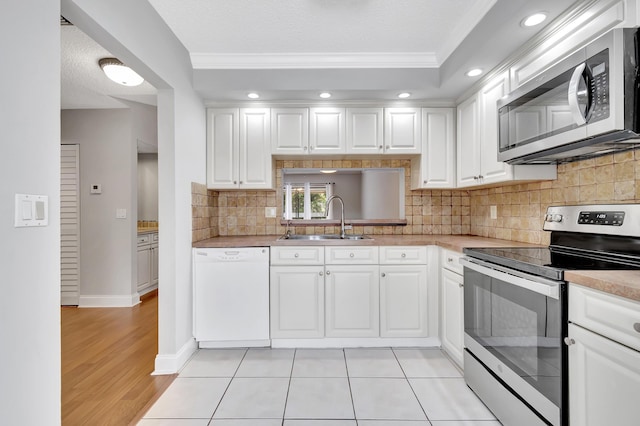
[
  {"x1": 152, "y1": 338, "x2": 198, "y2": 375},
  {"x1": 191, "y1": 52, "x2": 439, "y2": 70},
  {"x1": 198, "y1": 339, "x2": 271, "y2": 349},
  {"x1": 78, "y1": 293, "x2": 140, "y2": 308},
  {"x1": 271, "y1": 337, "x2": 441, "y2": 349}
]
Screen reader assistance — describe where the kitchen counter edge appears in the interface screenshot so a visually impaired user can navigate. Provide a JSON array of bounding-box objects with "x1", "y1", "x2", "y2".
[{"x1": 192, "y1": 234, "x2": 640, "y2": 303}]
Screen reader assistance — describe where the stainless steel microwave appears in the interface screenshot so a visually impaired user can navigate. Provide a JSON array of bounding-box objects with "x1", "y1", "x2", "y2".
[{"x1": 497, "y1": 28, "x2": 640, "y2": 164}]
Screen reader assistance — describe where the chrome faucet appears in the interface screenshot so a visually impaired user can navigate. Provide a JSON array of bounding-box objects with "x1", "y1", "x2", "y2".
[{"x1": 325, "y1": 195, "x2": 346, "y2": 239}]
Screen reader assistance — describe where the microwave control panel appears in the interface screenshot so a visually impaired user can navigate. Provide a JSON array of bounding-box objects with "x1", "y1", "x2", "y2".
[
  {"x1": 577, "y1": 211, "x2": 624, "y2": 226},
  {"x1": 586, "y1": 48, "x2": 610, "y2": 122}
]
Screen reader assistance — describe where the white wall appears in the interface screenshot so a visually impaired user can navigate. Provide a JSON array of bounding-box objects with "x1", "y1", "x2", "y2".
[
  {"x1": 61, "y1": 109, "x2": 139, "y2": 306},
  {"x1": 0, "y1": 1, "x2": 61, "y2": 425},
  {"x1": 138, "y1": 154, "x2": 159, "y2": 221},
  {"x1": 62, "y1": 0, "x2": 207, "y2": 373}
]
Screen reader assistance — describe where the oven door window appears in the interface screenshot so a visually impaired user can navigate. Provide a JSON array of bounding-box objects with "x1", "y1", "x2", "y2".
[{"x1": 464, "y1": 267, "x2": 563, "y2": 406}]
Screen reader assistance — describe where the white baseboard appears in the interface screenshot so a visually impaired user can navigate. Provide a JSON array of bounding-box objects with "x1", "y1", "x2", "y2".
[
  {"x1": 198, "y1": 339, "x2": 271, "y2": 348},
  {"x1": 152, "y1": 338, "x2": 198, "y2": 375},
  {"x1": 271, "y1": 336, "x2": 441, "y2": 348},
  {"x1": 78, "y1": 293, "x2": 140, "y2": 308}
]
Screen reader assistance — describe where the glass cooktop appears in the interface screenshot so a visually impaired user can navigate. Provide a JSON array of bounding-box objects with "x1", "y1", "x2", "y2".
[{"x1": 463, "y1": 246, "x2": 640, "y2": 281}]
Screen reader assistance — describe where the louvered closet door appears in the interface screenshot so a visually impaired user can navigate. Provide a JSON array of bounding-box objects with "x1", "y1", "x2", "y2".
[{"x1": 61, "y1": 145, "x2": 80, "y2": 305}]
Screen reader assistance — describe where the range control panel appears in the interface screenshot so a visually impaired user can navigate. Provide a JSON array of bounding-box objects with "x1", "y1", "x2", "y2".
[{"x1": 578, "y1": 211, "x2": 625, "y2": 226}]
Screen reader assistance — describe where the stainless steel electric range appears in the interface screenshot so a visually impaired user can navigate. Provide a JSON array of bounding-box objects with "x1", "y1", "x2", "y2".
[{"x1": 461, "y1": 204, "x2": 640, "y2": 426}]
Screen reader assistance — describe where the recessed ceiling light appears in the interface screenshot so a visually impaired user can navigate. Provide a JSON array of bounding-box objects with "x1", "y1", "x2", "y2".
[
  {"x1": 466, "y1": 68, "x2": 483, "y2": 77},
  {"x1": 247, "y1": 92, "x2": 260, "y2": 99},
  {"x1": 522, "y1": 12, "x2": 547, "y2": 27},
  {"x1": 99, "y1": 58, "x2": 144, "y2": 86},
  {"x1": 319, "y1": 92, "x2": 332, "y2": 99},
  {"x1": 397, "y1": 92, "x2": 411, "y2": 99}
]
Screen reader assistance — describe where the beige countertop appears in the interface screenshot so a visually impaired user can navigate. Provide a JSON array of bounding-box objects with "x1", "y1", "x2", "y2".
[
  {"x1": 565, "y1": 270, "x2": 640, "y2": 303},
  {"x1": 137, "y1": 227, "x2": 159, "y2": 235},
  {"x1": 193, "y1": 234, "x2": 640, "y2": 303}
]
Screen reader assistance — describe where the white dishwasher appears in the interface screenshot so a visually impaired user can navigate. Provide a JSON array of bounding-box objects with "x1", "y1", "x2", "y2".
[{"x1": 193, "y1": 247, "x2": 270, "y2": 348}]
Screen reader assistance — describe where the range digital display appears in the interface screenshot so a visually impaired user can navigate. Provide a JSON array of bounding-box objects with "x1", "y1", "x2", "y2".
[{"x1": 578, "y1": 211, "x2": 624, "y2": 226}]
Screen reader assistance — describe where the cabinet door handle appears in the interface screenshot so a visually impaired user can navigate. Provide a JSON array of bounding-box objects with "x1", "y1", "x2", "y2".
[
  {"x1": 386, "y1": 145, "x2": 390, "y2": 149},
  {"x1": 401, "y1": 253, "x2": 406, "y2": 258},
  {"x1": 303, "y1": 146, "x2": 308, "y2": 151},
  {"x1": 326, "y1": 270, "x2": 331, "y2": 275},
  {"x1": 423, "y1": 180, "x2": 427, "y2": 184},
  {"x1": 379, "y1": 145, "x2": 383, "y2": 149},
  {"x1": 447, "y1": 257, "x2": 454, "y2": 262},
  {"x1": 239, "y1": 181, "x2": 243, "y2": 184},
  {"x1": 319, "y1": 271, "x2": 323, "y2": 276},
  {"x1": 233, "y1": 180, "x2": 237, "y2": 184},
  {"x1": 381, "y1": 272, "x2": 386, "y2": 277},
  {"x1": 563, "y1": 337, "x2": 575, "y2": 346},
  {"x1": 294, "y1": 253, "x2": 299, "y2": 258},
  {"x1": 459, "y1": 283, "x2": 463, "y2": 288},
  {"x1": 634, "y1": 323, "x2": 640, "y2": 333},
  {"x1": 350, "y1": 253, "x2": 354, "y2": 258}
]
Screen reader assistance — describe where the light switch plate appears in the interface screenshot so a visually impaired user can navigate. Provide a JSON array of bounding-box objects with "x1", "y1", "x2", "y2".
[
  {"x1": 116, "y1": 208, "x2": 127, "y2": 219},
  {"x1": 490, "y1": 205, "x2": 497, "y2": 220},
  {"x1": 15, "y1": 194, "x2": 48, "y2": 227},
  {"x1": 265, "y1": 207, "x2": 276, "y2": 218}
]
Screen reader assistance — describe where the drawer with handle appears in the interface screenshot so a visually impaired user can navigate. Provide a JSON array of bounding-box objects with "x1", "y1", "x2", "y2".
[
  {"x1": 441, "y1": 248, "x2": 463, "y2": 275},
  {"x1": 325, "y1": 246, "x2": 379, "y2": 264},
  {"x1": 271, "y1": 246, "x2": 324, "y2": 265},
  {"x1": 380, "y1": 246, "x2": 427, "y2": 264},
  {"x1": 569, "y1": 284, "x2": 640, "y2": 352}
]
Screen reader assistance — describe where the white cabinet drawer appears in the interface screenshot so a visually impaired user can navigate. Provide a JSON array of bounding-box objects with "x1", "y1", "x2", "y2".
[
  {"x1": 137, "y1": 234, "x2": 151, "y2": 246},
  {"x1": 441, "y1": 248, "x2": 464, "y2": 275},
  {"x1": 569, "y1": 284, "x2": 640, "y2": 352},
  {"x1": 325, "y1": 246, "x2": 379, "y2": 264},
  {"x1": 380, "y1": 246, "x2": 427, "y2": 264},
  {"x1": 271, "y1": 246, "x2": 324, "y2": 265},
  {"x1": 152, "y1": 232, "x2": 159, "y2": 242}
]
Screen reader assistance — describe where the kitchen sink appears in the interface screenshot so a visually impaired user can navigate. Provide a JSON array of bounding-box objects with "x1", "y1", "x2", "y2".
[{"x1": 278, "y1": 234, "x2": 372, "y2": 241}]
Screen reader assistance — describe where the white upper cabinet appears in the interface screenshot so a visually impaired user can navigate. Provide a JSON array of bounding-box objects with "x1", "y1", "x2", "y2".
[
  {"x1": 346, "y1": 107, "x2": 384, "y2": 154},
  {"x1": 271, "y1": 108, "x2": 309, "y2": 155},
  {"x1": 309, "y1": 107, "x2": 346, "y2": 154},
  {"x1": 411, "y1": 108, "x2": 455, "y2": 189},
  {"x1": 456, "y1": 72, "x2": 556, "y2": 188},
  {"x1": 207, "y1": 108, "x2": 274, "y2": 190},
  {"x1": 384, "y1": 108, "x2": 422, "y2": 154},
  {"x1": 207, "y1": 108, "x2": 238, "y2": 189}
]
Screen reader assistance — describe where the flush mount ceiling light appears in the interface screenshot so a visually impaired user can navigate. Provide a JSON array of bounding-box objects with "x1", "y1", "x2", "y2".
[
  {"x1": 247, "y1": 92, "x2": 260, "y2": 99},
  {"x1": 397, "y1": 92, "x2": 411, "y2": 99},
  {"x1": 319, "y1": 92, "x2": 332, "y2": 99},
  {"x1": 466, "y1": 68, "x2": 483, "y2": 77},
  {"x1": 522, "y1": 12, "x2": 548, "y2": 27},
  {"x1": 99, "y1": 58, "x2": 144, "y2": 87}
]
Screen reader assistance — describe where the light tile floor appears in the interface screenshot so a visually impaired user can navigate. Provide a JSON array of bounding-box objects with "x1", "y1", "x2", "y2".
[{"x1": 139, "y1": 348, "x2": 501, "y2": 426}]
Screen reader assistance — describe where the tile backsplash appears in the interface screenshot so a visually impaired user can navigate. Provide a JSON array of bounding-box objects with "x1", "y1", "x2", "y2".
[
  {"x1": 192, "y1": 149, "x2": 640, "y2": 245},
  {"x1": 192, "y1": 159, "x2": 471, "y2": 240},
  {"x1": 470, "y1": 149, "x2": 640, "y2": 245}
]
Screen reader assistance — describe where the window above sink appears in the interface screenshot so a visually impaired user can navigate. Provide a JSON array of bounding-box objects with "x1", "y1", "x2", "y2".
[{"x1": 281, "y1": 168, "x2": 405, "y2": 224}]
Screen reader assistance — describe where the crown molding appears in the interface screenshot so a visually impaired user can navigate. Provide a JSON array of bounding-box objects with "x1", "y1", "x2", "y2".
[{"x1": 191, "y1": 52, "x2": 440, "y2": 70}]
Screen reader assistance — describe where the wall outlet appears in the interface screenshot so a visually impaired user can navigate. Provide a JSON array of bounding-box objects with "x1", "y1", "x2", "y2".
[
  {"x1": 265, "y1": 207, "x2": 276, "y2": 218},
  {"x1": 116, "y1": 208, "x2": 127, "y2": 219},
  {"x1": 90, "y1": 184, "x2": 102, "y2": 194},
  {"x1": 490, "y1": 205, "x2": 498, "y2": 220}
]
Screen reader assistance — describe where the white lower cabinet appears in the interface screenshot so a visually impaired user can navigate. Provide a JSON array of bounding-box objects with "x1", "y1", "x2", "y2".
[
  {"x1": 325, "y1": 264, "x2": 380, "y2": 337},
  {"x1": 137, "y1": 232, "x2": 158, "y2": 294},
  {"x1": 568, "y1": 284, "x2": 640, "y2": 425},
  {"x1": 380, "y1": 264, "x2": 428, "y2": 337},
  {"x1": 270, "y1": 244, "x2": 436, "y2": 345},
  {"x1": 270, "y1": 265, "x2": 325, "y2": 338},
  {"x1": 440, "y1": 249, "x2": 464, "y2": 368}
]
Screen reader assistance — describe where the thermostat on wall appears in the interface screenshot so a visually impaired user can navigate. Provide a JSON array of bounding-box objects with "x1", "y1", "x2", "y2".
[{"x1": 90, "y1": 184, "x2": 102, "y2": 194}]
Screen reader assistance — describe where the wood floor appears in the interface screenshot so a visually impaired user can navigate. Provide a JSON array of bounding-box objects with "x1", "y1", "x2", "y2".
[{"x1": 61, "y1": 291, "x2": 176, "y2": 425}]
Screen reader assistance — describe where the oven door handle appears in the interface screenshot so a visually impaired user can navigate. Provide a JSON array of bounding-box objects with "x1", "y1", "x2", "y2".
[{"x1": 460, "y1": 258, "x2": 560, "y2": 299}]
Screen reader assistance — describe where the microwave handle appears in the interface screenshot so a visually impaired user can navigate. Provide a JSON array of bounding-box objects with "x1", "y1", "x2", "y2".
[{"x1": 567, "y1": 62, "x2": 588, "y2": 126}]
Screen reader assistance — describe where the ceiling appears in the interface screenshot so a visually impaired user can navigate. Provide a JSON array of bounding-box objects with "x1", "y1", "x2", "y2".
[{"x1": 61, "y1": 0, "x2": 577, "y2": 108}]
